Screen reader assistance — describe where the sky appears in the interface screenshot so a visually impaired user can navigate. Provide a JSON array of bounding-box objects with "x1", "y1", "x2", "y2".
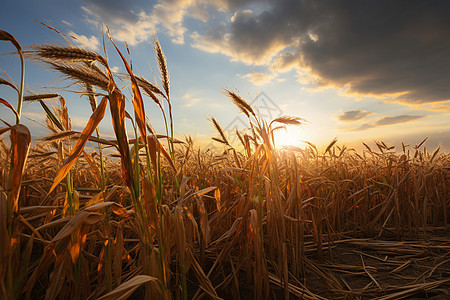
[{"x1": 1, "y1": 0, "x2": 449, "y2": 152}]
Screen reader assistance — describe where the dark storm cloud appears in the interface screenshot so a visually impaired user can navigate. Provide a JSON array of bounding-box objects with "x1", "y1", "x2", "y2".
[
  {"x1": 214, "y1": 0, "x2": 257, "y2": 10},
  {"x1": 193, "y1": 0, "x2": 450, "y2": 104},
  {"x1": 338, "y1": 110, "x2": 374, "y2": 122},
  {"x1": 356, "y1": 115, "x2": 425, "y2": 131}
]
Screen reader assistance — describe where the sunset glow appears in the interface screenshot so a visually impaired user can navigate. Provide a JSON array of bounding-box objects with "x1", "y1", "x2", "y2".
[
  {"x1": 0, "y1": 0, "x2": 448, "y2": 151},
  {"x1": 274, "y1": 127, "x2": 305, "y2": 148}
]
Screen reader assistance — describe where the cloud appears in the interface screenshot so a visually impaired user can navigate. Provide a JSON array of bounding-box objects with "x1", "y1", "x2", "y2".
[
  {"x1": 375, "y1": 115, "x2": 424, "y2": 126},
  {"x1": 241, "y1": 72, "x2": 277, "y2": 85},
  {"x1": 191, "y1": 8, "x2": 293, "y2": 65},
  {"x1": 212, "y1": 0, "x2": 257, "y2": 11},
  {"x1": 191, "y1": 0, "x2": 450, "y2": 104},
  {"x1": 338, "y1": 110, "x2": 374, "y2": 122},
  {"x1": 81, "y1": 3, "x2": 157, "y2": 46},
  {"x1": 428, "y1": 102, "x2": 450, "y2": 113},
  {"x1": 80, "y1": 0, "x2": 213, "y2": 45},
  {"x1": 62, "y1": 20, "x2": 72, "y2": 26},
  {"x1": 355, "y1": 123, "x2": 376, "y2": 131},
  {"x1": 151, "y1": 2, "x2": 187, "y2": 44},
  {"x1": 76, "y1": 1, "x2": 450, "y2": 104},
  {"x1": 23, "y1": 111, "x2": 45, "y2": 119},
  {"x1": 68, "y1": 31, "x2": 100, "y2": 51},
  {"x1": 270, "y1": 51, "x2": 299, "y2": 72},
  {"x1": 356, "y1": 114, "x2": 425, "y2": 131},
  {"x1": 183, "y1": 92, "x2": 201, "y2": 107},
  {"x1": 70, "y1": 116, "x2": 90, "y2": 129}
]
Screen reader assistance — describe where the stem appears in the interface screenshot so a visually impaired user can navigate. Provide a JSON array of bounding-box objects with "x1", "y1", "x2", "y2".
[
  {"x1": 15, "y1": 50, "x2": 25, "y2": 125},
  {"x1": 154, "y1": 149, "x2": 168, "y2": 299},
  {"x1": 65, "y1": 171, "x2": 74, "y2": 216},
  {"x1": 105, "y1": 211, "x2": 113, "y2": 292},
  {"x1": 157, "y1": 208, "x2": 168, "y2": 299},
  {"x1": 168, "y1": 101, "x2": 174, "y2": 161},
  {"x1": 96, "y1": 127, "x2": 106, "y2": 191},
  {"x1": 166, "y1": 100, "x2": 179, "y2": 190},
  {"x1": 6, "y1": 161, "x2": 13, "y2": 236},
  {"x1": 181, "y1": 264, "x2": 187, "y2": 300}
]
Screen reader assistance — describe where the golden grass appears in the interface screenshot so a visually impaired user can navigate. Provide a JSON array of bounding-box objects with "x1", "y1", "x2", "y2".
[{"x1": 1, "y1": 28, "x2": 449, "y2": 300}]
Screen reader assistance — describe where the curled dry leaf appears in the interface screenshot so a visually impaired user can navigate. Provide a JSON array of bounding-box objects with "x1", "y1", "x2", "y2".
[
  {"x1": 147, "y1": 134, "x2": 176, "y2": 175},
  {"x1": 108, "y1": 34, "x2": 147, "y2": 140},
  {"x1": 50, "y1": 210, "x2": 103, "y2": 243},
  {"x1": 49, "y1": 97, "x2": 108, "y2": 193},
  {"x1": 174, "y1": 206, "x2": 186, "y2": 265},
  {"x1": 86, "y1": 200, "x2": 133, "y2": 218},
  {"x1": 196, "y1": 196, "x2": 211, "y2": 247},
  {"x1": 0, "y1": 29, "x2": 21, "y2": 51},
  {"x1": 96, "y1": 275, "x2": 159, "y2": 300},
  {"x1": 214, "y1": 188, "x2": 221, "y2": 212},
  {"x1": 0, "y1": 77, "x2": 18, "y2": 93},
  {"x1": 9, "y1": 124, "x2": 31, "y2": 214},
  {"x1": 108, "y1": 88, "x2": 133, "y2": 188},
  {"x1": 0, "y1": 98, "x2": 19, "y2": 119},
  {"x1": 113, "y1": 225, "x2": 124, "y2": 284},
  {"x1": 143, "y1": 175, "x2": 158, "y2": 231}
]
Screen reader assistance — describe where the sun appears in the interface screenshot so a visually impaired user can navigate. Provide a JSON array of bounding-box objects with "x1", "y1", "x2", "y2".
[{"x1": 274, "y1": 127, "x2": 305, "y2": 148}]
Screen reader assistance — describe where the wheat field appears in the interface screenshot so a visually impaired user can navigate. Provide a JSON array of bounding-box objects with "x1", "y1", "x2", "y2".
[{"x1": 1, "y1": 28, "x2": 449, "y2": 300}]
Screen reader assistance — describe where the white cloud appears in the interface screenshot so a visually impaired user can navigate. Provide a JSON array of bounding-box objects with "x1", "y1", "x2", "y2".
[
  {"x1": 152, "y1": 2, "x2": 187, "y2": 44},
  {"x1": 68, "y1": 31, "x2": 100, "y2": 51},
  {"x1": 80, "y1": 0, "x2": 212, "y2": 46},
  {"x1": 183, "y1": 92, "x2": 201, "y2": 107},
  {"x1": 186, "y1": 2, "x2": 209, "y2": 22},
  {"x1": 81, "y1": 5, "x2": 157, "y2": 46},
  {"x1": 241, "y1": 72, "x2": 277, "y2": 86}
]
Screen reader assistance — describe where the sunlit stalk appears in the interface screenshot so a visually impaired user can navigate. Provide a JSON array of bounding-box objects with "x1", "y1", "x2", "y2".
[
  {"x1": 95, "y1": 127, "x2": 106, "y2": 190},
  {"x1": 15, "y1": 48, "x2": 24, "y2": 125},
  {"x1": 65, "y1": 171, "x2": 74, "y2": 216}
]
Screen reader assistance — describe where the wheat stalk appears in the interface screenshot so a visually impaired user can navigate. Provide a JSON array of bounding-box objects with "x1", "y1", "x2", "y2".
[
  {"x1": 153, "y1": 37, "x2": 169, "y2": 99},
  {"x1": 135, "y1": 76, "x2": 163, "y2": 105},
  {"x1": 135, "y1": 75, "x2": 165, "y2": 97},
  {"x1": 23, "y1": 93, "x2": 59, "y2": 101},
  {"x1": 270, "y1": 115, "x2": 306, "y2": 126},
  {"x1": 209, "y1": 117, "x2": 229, "y2": 146},
  {"x1": 29, "y1": 45, "x2": 106, "y2": 64},
  {"x1": 46, "y1": 61, "x2": 109, "y2": 90},
  {"x1": 224, "y1": 89, "x2": 255, "y2": 118}
]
